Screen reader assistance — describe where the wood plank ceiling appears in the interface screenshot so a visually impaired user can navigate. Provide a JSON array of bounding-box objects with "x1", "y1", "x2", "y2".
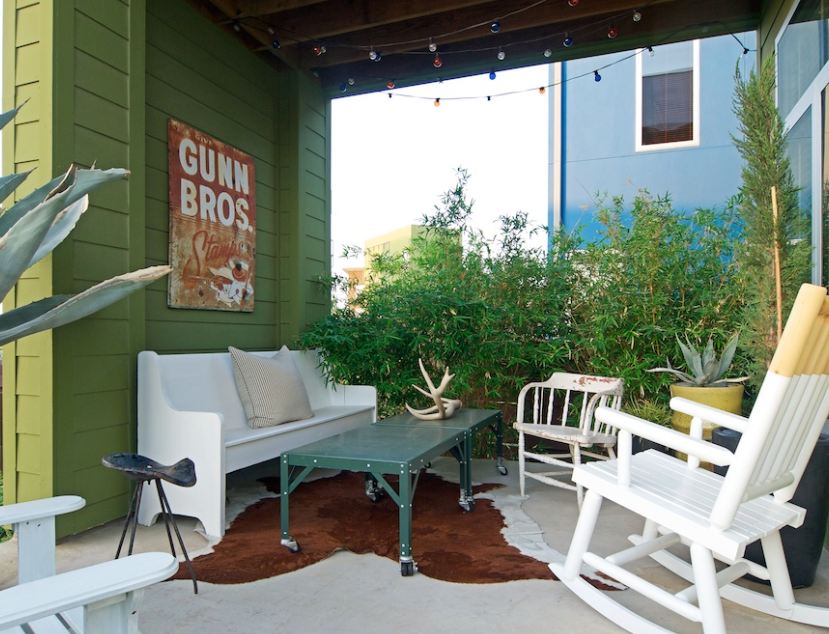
[{"x1": 194, "y1": 0, "x2": 762, "y2": 97}]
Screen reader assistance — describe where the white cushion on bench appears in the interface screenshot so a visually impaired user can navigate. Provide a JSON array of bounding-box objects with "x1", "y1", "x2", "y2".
[{"x1": 224, "y1": 405, "x2": 373, "y2": 447}]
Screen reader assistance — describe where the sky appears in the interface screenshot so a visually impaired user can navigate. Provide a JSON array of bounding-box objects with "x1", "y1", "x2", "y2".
[{"x1": 330, "y1": 64, "x2": 550, "y2": 274}]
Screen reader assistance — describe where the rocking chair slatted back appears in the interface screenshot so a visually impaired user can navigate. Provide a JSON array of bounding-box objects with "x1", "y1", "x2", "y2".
[
  {"x1": 517, "y1": 373, "x2": 624, "y2": 435},
  {"x1": 711, "y1": 284, "x2": 829, "y2": 529}
]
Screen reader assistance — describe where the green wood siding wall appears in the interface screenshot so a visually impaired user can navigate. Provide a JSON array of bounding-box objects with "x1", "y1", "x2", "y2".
[
  {"x1": 50, "y1": 0, "x2": 146, "y2": 534},
  {"x1": 278, "y1": 72, "x2": 332, "y2": 343},
  {"x1": 2, "y1": 0, "x2": 332, "y2": 535},
  {"x1": 144, "y1": 0, "x2": 280, "y2": 352}
]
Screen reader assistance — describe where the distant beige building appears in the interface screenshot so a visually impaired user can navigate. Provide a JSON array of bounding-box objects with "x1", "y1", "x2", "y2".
[{"x1": 344, "y1": 225, "x2": 427, "y2": 302}]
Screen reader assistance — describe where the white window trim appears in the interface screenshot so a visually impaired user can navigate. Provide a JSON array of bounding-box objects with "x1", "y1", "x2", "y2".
[
  {"x1": 634, "y1": 39, "x2": 701, "y2": 152},
  {"x1": 777, "y1": 0, "x2": 829, "y2": 284}
]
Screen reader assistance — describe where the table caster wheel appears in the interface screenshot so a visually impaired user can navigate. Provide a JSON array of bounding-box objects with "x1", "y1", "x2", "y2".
[
  {"x1": 400, "y1": 561, "x2": 415, "y2": 576},
  {"x1": 281, "y1": 538, "x2": 301, "y2": 553},
  {"x1": 497, "y1": 465, "x2": 508, "y2": 476},
  {"x1": 365, "y1": 477, "x2": 385, "y2": 503}
]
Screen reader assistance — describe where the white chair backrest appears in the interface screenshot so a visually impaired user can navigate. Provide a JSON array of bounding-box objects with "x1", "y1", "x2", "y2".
[
  {"x1": 151, "y1": 349, "x2": 332, "y2": 431},
  {"x1": 516, "y1": 372, "x2": 624, "y2": 434},
  {"x1": 712, "y1": 284, "x2": 829, "y2": 529}
]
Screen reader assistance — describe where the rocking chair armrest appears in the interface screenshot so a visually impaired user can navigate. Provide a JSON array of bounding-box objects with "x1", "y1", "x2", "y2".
[
  {"x1": 0, "y1": 496, "x2": 85, "y2": 526},
  {"x1": 596, "y1": 407, "x2": 734, "y2": 466},
  {"x1": 669, "y1": 397, "x2": 749, "y2": 433}
]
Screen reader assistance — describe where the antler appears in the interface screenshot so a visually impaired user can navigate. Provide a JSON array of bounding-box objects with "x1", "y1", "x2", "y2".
[{"x1": 405, "y1": 358, "x2": 462, "y2": 420}]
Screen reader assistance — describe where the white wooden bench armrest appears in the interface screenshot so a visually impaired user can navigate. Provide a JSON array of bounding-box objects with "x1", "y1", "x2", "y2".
[
  {"x1": 0, "y1": 552, "x2": 177, "y2": 631},
  {"x1": 669, "y1": 397, "x2": 750, "y2": 433},
  {"x1": 596, "y1": 406, "x2": 734, "y2": 466},
  {"x1": 0, "y1": 496, "x2": 85, "y2": 526}
]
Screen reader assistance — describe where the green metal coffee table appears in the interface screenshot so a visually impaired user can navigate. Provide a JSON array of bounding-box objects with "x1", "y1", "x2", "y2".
[{"x1": 279, "y1": 408, "x2": 504, "y2": 576}]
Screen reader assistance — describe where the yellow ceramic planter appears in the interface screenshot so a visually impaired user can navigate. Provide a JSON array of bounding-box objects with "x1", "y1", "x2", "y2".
[{"x1": 669, "y1": 383, "x2": 744, "y2": 465}]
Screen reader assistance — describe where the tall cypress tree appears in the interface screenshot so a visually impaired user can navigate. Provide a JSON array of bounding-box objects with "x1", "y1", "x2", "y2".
[{"x1": 732, "y1": 57, "x2": 811, "y2": 385}]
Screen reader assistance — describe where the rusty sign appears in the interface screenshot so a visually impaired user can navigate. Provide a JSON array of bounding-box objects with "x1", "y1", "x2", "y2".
[{"x1": 167, "y1": 119, "x2": 256, "y2": 311}]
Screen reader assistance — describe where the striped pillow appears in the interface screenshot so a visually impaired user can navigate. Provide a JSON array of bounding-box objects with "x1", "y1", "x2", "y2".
[{"x1": 229, "y1": 346, "x2": 314, "y2": 428}]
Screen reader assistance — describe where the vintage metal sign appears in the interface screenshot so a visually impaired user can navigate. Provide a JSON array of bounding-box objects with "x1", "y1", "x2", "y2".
[{"x1": 167, "y1": 119, "x2": 256, "y2": 311}]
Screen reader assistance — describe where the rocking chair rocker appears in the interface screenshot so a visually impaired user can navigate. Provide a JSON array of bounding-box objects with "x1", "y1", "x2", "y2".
[{"x1": 551, "y1": 283, "x2": 829, "y2": 633}]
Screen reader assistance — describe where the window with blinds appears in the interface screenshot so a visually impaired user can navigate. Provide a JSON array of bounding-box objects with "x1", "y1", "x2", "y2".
[{"x1": 641, "y1": 69, "x2": 693, "y2": 146}]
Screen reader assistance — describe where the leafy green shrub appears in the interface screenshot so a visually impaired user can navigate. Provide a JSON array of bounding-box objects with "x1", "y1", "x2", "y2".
[
  {"x1": 301, "y1": 169, "x2": 579, "y2": 455},
  {"x1": 569, "y1": 192, "x2": 748, "y2": 401},
  {"x1": 302, "y1": 175, "x2": 751, "y2": 455},
  {"x1": 622, "y1": 398, "x2": 671, "y2": 427}
]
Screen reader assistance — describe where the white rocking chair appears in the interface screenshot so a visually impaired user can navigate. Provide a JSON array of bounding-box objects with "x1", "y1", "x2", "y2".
[
  {"x1": 514, "y1": 373, "x2": 624, "y2": 506},
  {"x1": 0, "y1": 495, "x2": 178, "y2": 633},
  {"x1": 551, "y1": 283, "x2": 829, "y2": 633}
]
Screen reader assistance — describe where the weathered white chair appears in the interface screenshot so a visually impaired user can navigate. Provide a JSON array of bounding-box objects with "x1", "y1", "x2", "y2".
[
  {"x1": 0, "y1": 495, "x2": 177, "y2": 633},
  {"x1": 514, "y1": 373, "x2": 624, "y2": 506},
  {"x1": 551, "y1": 283, "x2": 829, "y2": 633}
]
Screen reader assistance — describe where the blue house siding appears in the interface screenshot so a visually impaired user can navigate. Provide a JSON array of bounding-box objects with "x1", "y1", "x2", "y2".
[{"x1": 550, "y1": 33, "x2": 756, "y2": 243}]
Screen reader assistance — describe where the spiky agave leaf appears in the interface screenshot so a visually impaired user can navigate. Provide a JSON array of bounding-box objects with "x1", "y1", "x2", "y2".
[
  {"x1": 716, "y1": 333, "x2": 740, "y2": 382},
  {"x1": 26, "y1": 196, "x2": 88, "y2": 269},
  {"x1": 677, "y1": 336, "x2": 704, "y2": 381},
  {"x1": 0, "y1": 170, "x2": 31, "y2": 206},
  {"x1": 0, "y1": 266, "x2": 171, "y2": 346},
  {"x1": 0, "y1": 103, "x2": 24, "y2": 133},
  {"x1": 0, "y1": 166, "x2": 127, "y2": 237}
]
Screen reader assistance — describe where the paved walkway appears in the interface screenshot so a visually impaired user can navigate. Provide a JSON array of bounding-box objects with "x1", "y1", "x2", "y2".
[{"x1": 1, "y1": 457, "x2": 826, "y2": 633}]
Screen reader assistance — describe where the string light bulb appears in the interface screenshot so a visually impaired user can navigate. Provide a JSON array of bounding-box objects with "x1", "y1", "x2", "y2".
[
  {"x1": 539, "y1": 86, "x2": 546, "y2": 94},
  {"x1": 266, "y1": 26, "x2": 275, "y2": 35},
  {"x1": 271, "y1": 37, "x2": 280, "y2": 49},
  {"x1": 633, "y1": 10, "x2": 642, "y2": 22},
  {"x1": 594, "y1": 70, "x2": 602, "y2": 82},
  {"x1": 647, "y1": 45, "x2": 654, "y2": 56},
  {"x1": 563, "y1": 34, "x2": 574, "y2": 47},
  {"x1": 428, "y1": 39, "x2": 437, "y2": 53},
  {"x1": 607, "y1": 26, "x2": 619, "y2": 39},
  {"x1": 386, "y1": 80, "x2": 395, "y2": 89},
  {"x1": 433, "y1": 53, "x2": 443, "y2": 68},
  {"x1": 490, "y1": 20, "x2": 501, "y2": 33},
  {"x1": 313, "y1": 45, "x2": 326, "y2": 56},
  {"x1": 489, "y1": 70, "x2": 496, "y2": 80},
  {"x1": 568, "y1": 0, "x2": 580, "y2": 6},
  {"x1": 232, "y1": 20, "x2": 241, "y2": 32},
  {"x1": 487, "y1": 96, "x2": 491, "y2": 101},
  {"x1": 339, "y1": 82, "x2": 347, "y2": 92},
  {"x1": 434, "y1": 98, "x2": 441, "y2": 107},
  {"x1": 369, "y1": 49, "x2": 379, "y2": 61},
  {"x1": 497, "y1": 48, "x2": 506, "y2": 61},
  {"x1": 544, "y1": 48, "x2": 552, "y2": 58}
]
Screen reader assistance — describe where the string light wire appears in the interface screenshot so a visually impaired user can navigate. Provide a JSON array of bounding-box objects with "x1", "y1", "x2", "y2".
[{"x1": 386, "y1": 22, "x2": 754, "y2": 102}]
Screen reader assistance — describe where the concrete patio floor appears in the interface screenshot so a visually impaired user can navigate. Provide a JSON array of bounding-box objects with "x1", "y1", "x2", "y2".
[{"x1": 1, "y1": 456, "x2": 827, "y2": 633}]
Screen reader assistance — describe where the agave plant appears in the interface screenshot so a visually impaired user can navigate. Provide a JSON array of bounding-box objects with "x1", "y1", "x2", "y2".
[
  {"x1": 0, "y1": 105, "x2": 170, "y2": 346},
  {"x1": 649, "y1": 333, "x2": 748, "y2": 387}
]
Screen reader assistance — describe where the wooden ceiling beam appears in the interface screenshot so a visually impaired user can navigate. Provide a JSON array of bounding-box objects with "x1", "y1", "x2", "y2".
[
  {"x1": 235, "y1": 0, "x2": 328, "y2": 18},
  {"x1": 259, "y1": 0, "x2": 493, "y2": 44},
  {"x1": 317, "y1": 0, "x2": 760, "y2": 96},
  {"x1": 296, "y1": 0, "x2": 672, "y2": 69},
  {"x1": 203, "y1": 0, "x2": 300, "y2": 66}
]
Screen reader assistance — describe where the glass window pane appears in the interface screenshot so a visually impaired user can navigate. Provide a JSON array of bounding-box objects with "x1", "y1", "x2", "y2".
[
  {"x1": 642, "y1": 71, "x2": 693, "y2": 145},
  {"x1": 786, "y1": 108, "x2": 812, "y2": 249},
  {"x1": 778, "y1": 0, "x2": 829, "y2": 117}
]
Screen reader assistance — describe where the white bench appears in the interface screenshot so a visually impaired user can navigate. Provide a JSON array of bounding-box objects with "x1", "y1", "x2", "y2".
[{"x1": 137, "y1": 349, "x2": 376, "y2": 540}]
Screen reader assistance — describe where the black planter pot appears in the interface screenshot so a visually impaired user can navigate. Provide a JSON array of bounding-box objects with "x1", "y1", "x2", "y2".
[
  {"x1": 632, "y1": 435, "x2": 671, "y2": 455},
  {"x1": 712, "y1": 427, "x2": 829, "y2": 588}
]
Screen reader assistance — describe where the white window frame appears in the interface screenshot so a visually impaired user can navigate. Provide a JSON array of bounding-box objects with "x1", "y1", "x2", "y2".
[
  {"x1": 634, "y1": 39, "x2": 701, "y2": 152},
  {"x1": 776, "y1": 0, "x2": 829, "y2": 284}
]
